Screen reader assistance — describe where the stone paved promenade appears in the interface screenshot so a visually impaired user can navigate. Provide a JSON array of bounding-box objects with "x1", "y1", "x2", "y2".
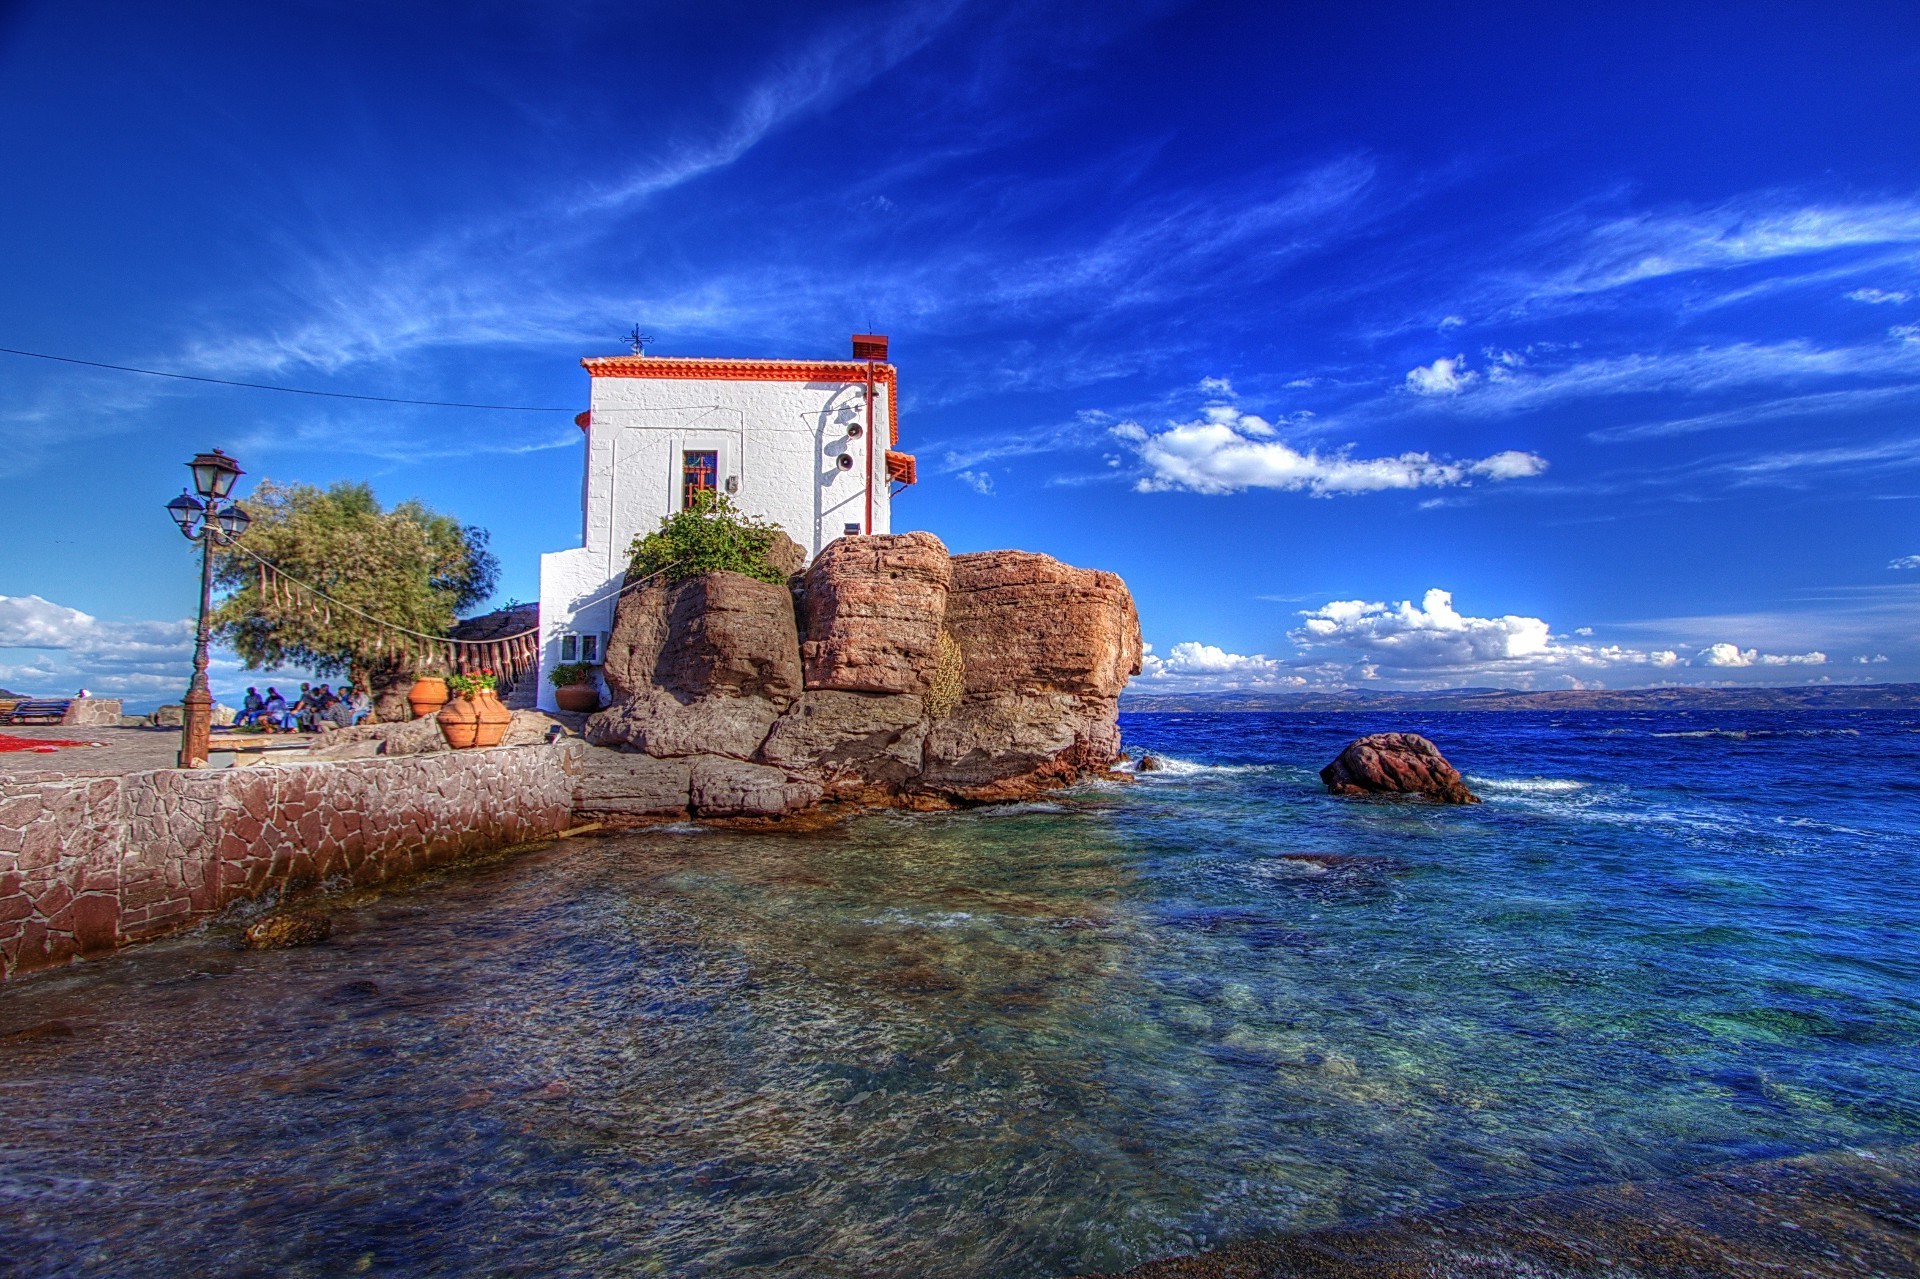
[{"x1": 0, "y1": 725, "x2": 320, "y2": 778}]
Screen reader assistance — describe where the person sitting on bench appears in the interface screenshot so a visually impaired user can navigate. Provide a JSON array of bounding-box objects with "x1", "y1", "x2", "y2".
[
  {"x1": 234, "y1": 687, "x2": 266, "y2": 727},
  {"x1": 261, "y1": 687, "x2": 294, "y2": 732}
]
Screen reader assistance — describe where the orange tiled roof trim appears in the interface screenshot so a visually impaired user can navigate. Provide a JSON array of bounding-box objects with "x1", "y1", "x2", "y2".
[{"x1": 581, "y1": 356, "x2": 901, "y2": 446}]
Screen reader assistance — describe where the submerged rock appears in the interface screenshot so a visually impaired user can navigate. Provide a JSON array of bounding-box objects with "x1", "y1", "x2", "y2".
[
  {"x1": 1321, "y1": 732, "x2": 1480, "y2": 804},
  {"x1": 243, "y1": 911, "x2": 333, "y2": 949}
]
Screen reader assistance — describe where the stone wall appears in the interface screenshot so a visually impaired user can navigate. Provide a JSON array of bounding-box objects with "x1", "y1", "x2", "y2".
[{"x1": 0, "y1": 743, "x2": 582, "y2": 981}]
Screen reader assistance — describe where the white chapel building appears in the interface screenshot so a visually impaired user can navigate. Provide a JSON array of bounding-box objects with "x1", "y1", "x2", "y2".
[{"x1": 535, "y1": 335, "x2": 915, "y2": 711}]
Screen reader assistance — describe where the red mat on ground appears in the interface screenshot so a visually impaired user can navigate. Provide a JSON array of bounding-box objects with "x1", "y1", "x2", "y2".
[{"x1": 0, "y1": 733, "x2": 95, "y2": 752}]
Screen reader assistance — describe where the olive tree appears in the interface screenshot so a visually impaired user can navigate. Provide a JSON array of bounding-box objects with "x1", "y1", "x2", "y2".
[{"x1": 210, "y1": 481, "x2": 498, "y2": 720}]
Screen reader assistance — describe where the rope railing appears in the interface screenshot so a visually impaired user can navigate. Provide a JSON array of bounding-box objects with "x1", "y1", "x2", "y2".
[{"x1": 235, "y1": 546, "x2": 684, "y2": 696}]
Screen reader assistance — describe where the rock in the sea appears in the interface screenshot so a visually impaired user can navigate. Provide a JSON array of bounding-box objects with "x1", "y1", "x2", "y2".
[
  {"x1": 1320, "y1": 732, "x2": 1480, "y2": 804},
  {"x1": 801, "y1": 532, "x2": 951, "y2": 695},
  {"x1": 1136, "y1": 754, "x2": 1164, "y2": 773},
  {"x1": 243, "y1": 911, "x2": 333, "y2": 949}
]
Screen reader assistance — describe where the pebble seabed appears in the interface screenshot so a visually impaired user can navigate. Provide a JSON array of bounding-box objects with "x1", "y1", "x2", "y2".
[{"x1": 0, "y1": 709, "x2": 1917, "y2": 1277}]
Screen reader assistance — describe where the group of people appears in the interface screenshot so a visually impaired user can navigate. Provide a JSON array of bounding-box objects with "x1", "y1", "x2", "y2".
[{"x1": 234, "y1": 682, "x2": 371, "y2": 732}]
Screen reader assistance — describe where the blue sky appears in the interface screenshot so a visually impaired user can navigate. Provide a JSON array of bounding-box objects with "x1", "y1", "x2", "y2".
[{"x1": 3, "y1": 1, "x2": 1919, "y2": 706}]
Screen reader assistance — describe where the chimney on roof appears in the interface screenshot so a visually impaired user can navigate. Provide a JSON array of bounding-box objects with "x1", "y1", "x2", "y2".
[{"x1": 852, "y1": 333, "x2": 888, "y2": 361}]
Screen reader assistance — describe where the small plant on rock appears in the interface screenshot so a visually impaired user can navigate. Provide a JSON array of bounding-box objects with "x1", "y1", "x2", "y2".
[
  {"x1": 926, "y1": 631, "x2": 965, "y2": 720},
  {"x1": 628, "y1": 489, "x2": 789, "y2": 585}
]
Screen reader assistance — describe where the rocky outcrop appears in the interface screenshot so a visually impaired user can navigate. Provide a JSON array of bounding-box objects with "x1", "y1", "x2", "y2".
[
  {"x1": 801, "y1": 532, "x2": 949, "y2": 694},
  {"x1": 581, "y1": 532, "x2": 1142, "y2": 821},
  {"x1": 1321, "y1": 732, "x2": 1480, "y2": 804}
]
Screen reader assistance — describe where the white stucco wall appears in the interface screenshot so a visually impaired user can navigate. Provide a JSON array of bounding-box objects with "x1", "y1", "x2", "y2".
[{"x1": 537, "y1": 368, "x2": 898, "y2": 711}]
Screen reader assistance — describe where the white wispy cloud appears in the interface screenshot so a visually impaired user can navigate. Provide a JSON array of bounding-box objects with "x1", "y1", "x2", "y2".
[
  {"x1": 1114, "y1": 406, "x2": 1546, "y2": 496},
  {"x1": 1531, "y1": 197, "x2": 1920, "y2": 301},
  {"x1": 1848, "y1": 287, "x2": 1914, "y2": 305},
  {"x1": 1407, "y1": 338, "x2": 1920, "y2": 419},
  {"x1": 955, "y1": 469, "x2": 995, "y2": 495},
  {"x1": 1890, "y1": 555, "x2": 1920, "y2": 569}
]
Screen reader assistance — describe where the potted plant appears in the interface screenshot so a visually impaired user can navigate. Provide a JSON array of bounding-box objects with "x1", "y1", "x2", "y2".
[
  {"x1": 408, "y1": 669, "x2": 451, "y2": 720},
  {"x1": 548, "y1": 661, "x2": 602, "y2": 714},
  {"x1": 437, "y1": 670, "x2": 512, "y2": 749}
]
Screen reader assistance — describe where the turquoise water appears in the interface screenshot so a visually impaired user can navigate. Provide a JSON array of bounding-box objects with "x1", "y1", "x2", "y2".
[{"x1": 1, "y1": 710, "x2": 1917, "y2": 1276}]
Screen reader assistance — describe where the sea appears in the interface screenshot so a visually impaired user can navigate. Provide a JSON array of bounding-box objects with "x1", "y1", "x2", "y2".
[{"x1": 1, "y1": 709, "x2": 1917, "y2": 1277}]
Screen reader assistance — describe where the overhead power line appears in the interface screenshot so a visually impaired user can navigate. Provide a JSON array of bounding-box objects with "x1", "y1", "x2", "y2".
[{"x1": 0, "y1": 345, "x2": 570, "y2": 412}]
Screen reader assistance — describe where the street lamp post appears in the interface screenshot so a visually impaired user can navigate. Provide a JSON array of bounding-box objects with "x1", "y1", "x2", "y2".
[{"x1": 165, "y1": 449, "x2": 251, "y2": 768}]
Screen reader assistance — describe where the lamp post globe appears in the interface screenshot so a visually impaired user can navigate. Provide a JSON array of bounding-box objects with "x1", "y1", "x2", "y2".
[
  {"x1": 166, "y1": 492, "x2": 204, "y2": 537},
  {"x1": 167, "y1": 448, "x2": 248, "y2": 769},
  {"x1": 188, "y1": 449, "x2": 244, "y2": 500}
]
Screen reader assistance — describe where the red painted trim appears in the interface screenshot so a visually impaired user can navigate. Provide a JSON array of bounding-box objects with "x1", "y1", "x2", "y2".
[
  {"x1": 885, "y1": 451, "x2": 917, "y2": 485},
  {"x1": 582, "y1": 356, "x2": 900, "y2": 446}
]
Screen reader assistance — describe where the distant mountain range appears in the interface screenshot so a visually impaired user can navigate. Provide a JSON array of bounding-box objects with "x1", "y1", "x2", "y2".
[{"x1": 1120, "y1": 684, "x2": 1920, "y2": 712}]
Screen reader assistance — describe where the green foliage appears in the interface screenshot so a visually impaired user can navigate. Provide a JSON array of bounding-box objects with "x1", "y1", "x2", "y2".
[
  {"x1": 926, "y1": 631, "x2": 965, "y2": 720},
  {"x1": 547, "y1": 662, "x2": 595, "y2": 689},
  {"x1": 628, "y1": 489, "x2": 789, "y2": 585},
  {"x1": 210, "y1": 480, "x2": 499, "y2": 691}
]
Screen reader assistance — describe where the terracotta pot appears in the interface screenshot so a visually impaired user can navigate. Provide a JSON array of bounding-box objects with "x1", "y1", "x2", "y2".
[
  {"x1": 554, "y1": 683, "x2": 601, "y2": 714},
  {"x1": 436, "y1": 693, "x2": 480, "y2": 749},
  {"x1": 407, "y1": 677, "x2": 450, "y2": 720},
  {"x1": 440, "y1": 689, "x2": 512, "y2": 749},
  {"x1": 471, "y1": 688, "x2": 512, "y2": 747}
]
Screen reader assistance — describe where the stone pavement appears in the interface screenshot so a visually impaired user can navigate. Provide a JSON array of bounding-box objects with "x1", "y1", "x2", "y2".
[{"x1": 0, "y1": 725, "x2": 319, "y2": 779}]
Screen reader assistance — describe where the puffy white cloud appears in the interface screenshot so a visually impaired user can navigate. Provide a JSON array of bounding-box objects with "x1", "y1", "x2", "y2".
[
  {"x1": 1405, "y1": 355, "x2": 1476, "y2": 395},
  {"x1": 1116, "y1": 408, "x2": 1546, "y2": 496},
  {"x1": 1198, "y1": 376, "x2": 1235, "y2": 396},
  {"x1": 1888, "y1": 555, "x2": 1920, "y2": 569},
  {"x1": 1136, "y1": 640, "x2": 1306, "y2": 691},
  {"x1": 1288, "y1": 589, "x2": 1824, "y2": 686},
  {"x1": 1296, "y1": 589, "x2": 1551, "y2": 667},
  {"x1": 955, "y1": 469, "x2": 995, "y2": 495},
  {"x1": 1693, "y1": 642, "x2": 1826, "y2": 668},
  {"x1": 1848, "y1": 288, "x2": 1914, "y2": 304}
]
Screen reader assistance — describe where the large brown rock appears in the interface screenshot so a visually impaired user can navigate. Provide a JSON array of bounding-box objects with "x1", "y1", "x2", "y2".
[
  {"x1": 910, "y1": 550, "x2": 1141, "y2": 801},
  {"x1": 579, "y1": 531, "x2": 1143, "y2": 818},
  {"x1": 1321, "y1": 733, "x2": 1480, "y2": 804},
  {"x1": 919, "y1": 692, "x2": 1122, "y2": 800},
  {"x1": 583, "y1": 687, "x2": 780, "y2": 761},
  {"x1": 801, "y1": 533, "x2": 951, "y2": 695},
  {"x1": 758, "y1": 691, "x2": 927, "y2": 789},
  {"x1": 572, "y1": 750, "x2": 692, "y2": 819},
  {"x1": 944, "y1": 551, "x2": 1142, "y2": 698},
  {"x1": 688, "y1": 755, "x2": 824, "y2": 818},
  {"x1": 591, "y1": 570, "x2": 801, "y2": 761}
]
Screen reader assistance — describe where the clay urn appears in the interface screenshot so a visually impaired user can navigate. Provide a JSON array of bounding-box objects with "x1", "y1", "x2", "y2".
[
  {"x1": 437, "y1": 687, "x2": 511, "y2": 749},
  {"x1": 554, "y1": 681, "x2": 602, "y2": 714},
  {"x1": 408, "y1": 676, "x2": 450, "y2": 720}
]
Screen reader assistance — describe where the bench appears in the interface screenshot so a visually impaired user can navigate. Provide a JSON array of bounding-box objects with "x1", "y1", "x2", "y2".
[{"x1": 2, "y1": 699, "x2": 73, "y2": 725}]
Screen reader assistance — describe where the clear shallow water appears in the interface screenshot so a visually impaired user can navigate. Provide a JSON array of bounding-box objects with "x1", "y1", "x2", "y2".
[{"x1": 1, "y1": 710, "x2": 1917, "y2": 1277}]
